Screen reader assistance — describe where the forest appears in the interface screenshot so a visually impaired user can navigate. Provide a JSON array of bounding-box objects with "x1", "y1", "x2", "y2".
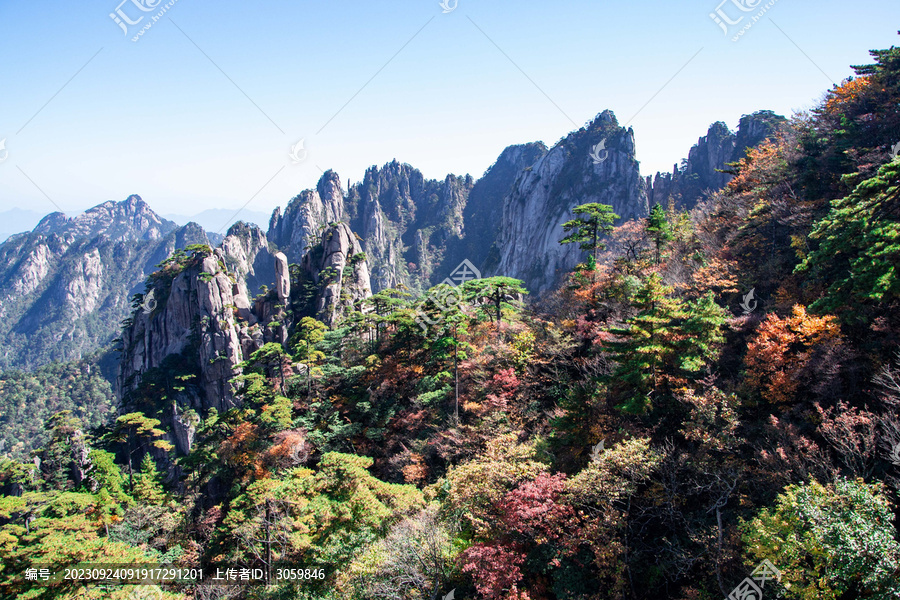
[{"x1": 2, "y1": 38, "x2": 900, "y2": 600}]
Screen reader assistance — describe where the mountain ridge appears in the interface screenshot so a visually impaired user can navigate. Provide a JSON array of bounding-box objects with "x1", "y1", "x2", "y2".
[{"x1": 0, "y1": 108, "x2": 784, "y2": 371}]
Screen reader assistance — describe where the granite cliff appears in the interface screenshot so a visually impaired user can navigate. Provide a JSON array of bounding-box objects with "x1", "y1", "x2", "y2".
[{"x1": 489, "y1": 111, "x2": 649, "y2": 292}]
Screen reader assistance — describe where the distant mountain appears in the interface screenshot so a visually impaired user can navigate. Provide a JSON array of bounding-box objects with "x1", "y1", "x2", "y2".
[
  {"x1": 0, "y1": 195, "x2": 212, "y2": 371},
  {"x1": 164, "y1": 208, "x2": 272, "y2": 235}
]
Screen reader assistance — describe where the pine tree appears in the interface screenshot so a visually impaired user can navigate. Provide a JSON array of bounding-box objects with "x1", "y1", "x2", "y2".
[
  {"x1": 646, "y1": 204, "x2": 674, "y2": 265},
  {"x1": 796, "y1": 159, "x2": 900, "y2": 321},
  {"x1": 561, "y1": 202, "x2": 619, "y2": 262},
  {"x1": 677, "y1": 292, "x2": 727, "y2": 375},
  {"x1": 603, "y1": 274, "x2": 684, "y2": 414},
  {"x1": 462, "y1": 277, "x2": 528, "y2": 325},
  {"x1": 105, "y1": 412, "x2": 173, "y2": 491},
  {"x1": 132, "y1": 454, "x2": 167, "y2": 505}
]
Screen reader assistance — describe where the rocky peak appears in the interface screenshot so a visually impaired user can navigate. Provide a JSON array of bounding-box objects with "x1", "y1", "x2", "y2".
[
  {"x1": 33, "y1": 194, "x2": 176, "y2": 242},
  {"x1": 268, "y1": 171, "x2": 349, "y2": 265},
  {"x1": 0, "y1": 196, "x2": 210, "y2": 371},
  {"x1": 439, "y1": 142, "x2": 548, "y2": 282},
  {"x1": 301, "y1": 223, "x2": 372, "y2": 327},
  {"x1": 316, "y1": 170, "x2": 345, "y2": 224},
  {"x1": 648, "y1": 110, "x2": 788, "y2": 209},
  {"x1": 344, "y1": 161, "x2": 474, "y2": 293},
  {"x1": 488, "y1": 110, "x2": 649, "y2": 293},
  {"x1": 117, "y1": 244, "x2": 293, "y2": 452},
  {"x1": 221, "y1": 221, "x2": 276, "y2": 297}
]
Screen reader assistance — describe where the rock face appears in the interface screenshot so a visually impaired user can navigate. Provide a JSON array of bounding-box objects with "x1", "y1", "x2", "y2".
[
  {"x1": 489, "y1": 111, "x2": 649, "y2": 293},
  {"x1": 648, "y1": 110, "x2": 787, "y2": 210},
  {"x1": 220, "y1": 221, "x2": 277, "y2": 297},
  {"x1": 343, "y1": 162, "x2": 475, "y2": 293},
  {"x1": 116, "y1": 245, "x2": 293, "y2": 453},
  {"x1": 440, "y1": 142, "x2": 548, "y2": 281},
  {"x1": 0, "y1": 195, "x2": 211, "y2": 370},
  {"x1": 263, "y1": 113, "x2": 663, "y2": 296},
  {"x1": 117, "y1": 252, "x2": 246, "y2": 414},
  {"x1": 268, "y1": 170, "x2": 345, "y2": 266},
  {"x1": 301, "y1": 223, "x2": 372, "y2": 326},
  {"x1": 274, "y1": 252, "x2": 290, "y2": 302}
]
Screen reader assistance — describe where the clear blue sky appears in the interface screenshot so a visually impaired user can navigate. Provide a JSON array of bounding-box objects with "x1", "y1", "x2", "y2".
[{"x1": 1, "y1": 0, "x2": 899, "y2": 224}]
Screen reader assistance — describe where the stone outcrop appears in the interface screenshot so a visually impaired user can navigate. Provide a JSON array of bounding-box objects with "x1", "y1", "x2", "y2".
[
  {"x1": 647, "y1": 110, "x2": 787, "y2": 210},
  {"x1": 274, "y1": 252, "x2": 290, "y2": 301},
  {"x1": 268, "y1": 170, "x2": 345, "y2": 266},
  {"x1": 220, "y1": 221, "x2": 277, "y2": 297},
  {"x1": 116, "y1": 241, "x2": 297, "y2": 452},
  {"x1": 301, "y1": 223, "x2": 372, "y2": 326},
  {"x1": 489, "y1": 111, "x2": 649, "y2": 293},
  {"x1": 117, "y1": 252, "x2": 246, "y2": 414}
]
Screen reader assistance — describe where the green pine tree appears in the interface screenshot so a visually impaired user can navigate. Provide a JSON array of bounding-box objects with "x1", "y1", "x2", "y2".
[
  {"x1": 462, "y1": 277, "x2": 528, "y2": 325},
  {"x1": 561, "y1": 202, "x2": 620, "y2": 262},
  {"x1": 646, "y1": 203, "x2": 674, "y2": 265},
  {"x1": 796, "y1": 159, "x2": 900, "y2": 322},
  {"x1": 132, "y1": 454, "x2": 167, "y2": 505},
  {"x1": 604, "y1": 275, "x2": 684, "y2": 414}
]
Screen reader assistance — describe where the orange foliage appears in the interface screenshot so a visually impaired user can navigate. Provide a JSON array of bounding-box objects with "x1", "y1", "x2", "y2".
[
  {"x1": 688, "y1": 257, "x2": 739, "y2": 296},
  {"x1": 744, "y1": 305, "x2": 843, "y2": 404},
  {"x1": 218, "y1": 421, "x2": 265, "y2": 479},
  {"x1": 823, "y1": 76, "x2": 874, "y2": 115},
  {"x1": 725, "y1": 138, "x2": 790, "y2": 196},
  {"x1": 401, "y1": 452, "x2": 427, "y2": 485},
  {"x1": 261, "y1": 429, "x2": 311, "y2": 472}
]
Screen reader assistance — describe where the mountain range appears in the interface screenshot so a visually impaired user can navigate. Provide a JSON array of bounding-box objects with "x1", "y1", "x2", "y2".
[{"x1": 0, "y1": 109, "x2": 785, "y2": 372}]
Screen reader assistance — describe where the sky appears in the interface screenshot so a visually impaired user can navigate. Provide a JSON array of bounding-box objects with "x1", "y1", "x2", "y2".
[{"x1": 1, "y1": 0, "x2": 899, "y2": 231}]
